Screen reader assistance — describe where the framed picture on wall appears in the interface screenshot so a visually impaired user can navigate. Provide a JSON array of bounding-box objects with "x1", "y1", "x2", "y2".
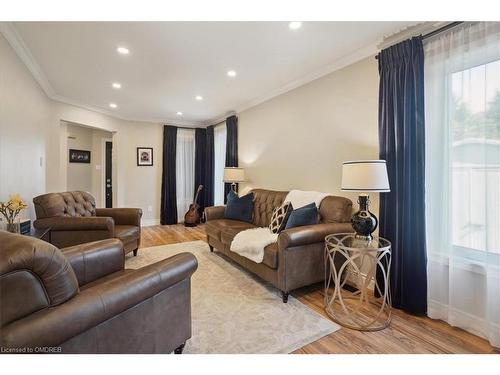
[
  {"x1": 137, "y1": 147, "x2": 153, "y2": 166},
  {"x1": 69, "y1": 149, "x2": 91, "y2": 163}
]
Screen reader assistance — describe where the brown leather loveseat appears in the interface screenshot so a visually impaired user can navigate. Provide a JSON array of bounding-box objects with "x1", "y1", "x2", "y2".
[
  {"x1": 0, "y1": 231, "x2": 197, "y2": 353},
  {"x1": 33, "y1": 191, "x2": 142, "y2": 256},
  {"x1": 205, "y1": 189, "x2": 353, "y2": 303}
]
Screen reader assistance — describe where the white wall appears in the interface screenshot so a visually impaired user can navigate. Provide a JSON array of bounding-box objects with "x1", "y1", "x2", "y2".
[
  {"x1": 238, "y1": 56, "x2": 380, "y2": 215},
  {"x1": 0, "y1": 34, "x2": 163, "y2": 225},
  {"x1": 0, "y1": 34, "x2": 52, "y2": 221}
]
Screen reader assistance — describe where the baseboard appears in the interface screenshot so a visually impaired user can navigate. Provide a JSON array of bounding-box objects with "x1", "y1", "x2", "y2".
[{"x1": 141, "y1": 219, "x2": 161, "y2": 227}]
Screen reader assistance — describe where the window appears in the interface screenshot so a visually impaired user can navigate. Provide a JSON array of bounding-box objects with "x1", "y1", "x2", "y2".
[
  {"x1": 176, "y1": 128, "x2": 196, "y2": 223},
  {"x1": 214, "y1": 122, "x2": 227, "y2": 206},
  {"x1": 450, "y1": 60, "x2": 500, "y2": 253}
]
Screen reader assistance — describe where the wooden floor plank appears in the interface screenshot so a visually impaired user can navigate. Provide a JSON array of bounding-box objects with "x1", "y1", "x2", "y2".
[{"x1": 140, "y1": 224, "x2": 497, "y2": 354}]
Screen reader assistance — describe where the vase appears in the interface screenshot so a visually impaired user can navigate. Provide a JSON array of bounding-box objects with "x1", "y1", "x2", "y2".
[{"x1": 6, "y1": 221, "x2": 20, "y2": 234}]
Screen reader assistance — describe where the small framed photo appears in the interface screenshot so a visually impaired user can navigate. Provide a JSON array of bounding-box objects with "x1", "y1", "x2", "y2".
[
  {"x1": 69, "y1": 149, "x2": 91, "y2": 163},
  {"x1": 137, "y1": 147, "x2": 153, "y2": 166}
]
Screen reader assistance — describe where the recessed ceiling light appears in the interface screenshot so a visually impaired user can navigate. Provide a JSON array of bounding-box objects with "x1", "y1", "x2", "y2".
[
  {"x1": 227, "y1": 70, "x2": 237, "y2": 77},
  {"x1": 109, "y1": 103, "x2": 117, "y2": 109},
  {"x1": 116, "y1": 47, "x2": 130, "y2": 55},
  {"x1": 288, "y1": 21, "x2": 302, "y2": 30},
  {"x1": 176, "y1": 111, "x2": 183, "y2": 116},
  {"x1": 195, "y1": 95, "x2": 203, "y2": 101},
  {"x1": 112, "y1": 82, "x2": 122, "y2": 89}
]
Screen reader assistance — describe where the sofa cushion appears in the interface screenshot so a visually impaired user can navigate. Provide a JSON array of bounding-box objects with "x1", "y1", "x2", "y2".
[
  {"x1": 205, "y1": 219, "x2": 256, "y2": 241},
  {"x1": 285, "y1": 203, "x2": 320, "y2": 229},
  {"x1": 115, "y1": 225, "x2": 140, "y2": 244},
  {"x1": 250, "y1": 189, "x2": 288, "y2": 227},
  {"x1": 224, "y1": 191, "x2": 254, "y2": 223},
  {"x1": 269, "y1": 202, "x2": 293, "y2": 234}
]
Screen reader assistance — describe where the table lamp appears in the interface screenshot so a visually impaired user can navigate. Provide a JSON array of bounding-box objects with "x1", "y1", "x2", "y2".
[
  {"x1": 223, "y1": 167, "x2": 245, "y2": 193},
  {"x1": 341, "y1": 160, "x2": 390, "y2": 240}
]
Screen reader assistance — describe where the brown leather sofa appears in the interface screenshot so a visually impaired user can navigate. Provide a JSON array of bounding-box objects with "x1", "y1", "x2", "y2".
[
  {"x1": 33, "y1": 191, "x2": 142, "y2": 256},
  {"x1": 205, "y1": 189, "x2": 353, "y2": 303},
  {"x1": 0, "y1": 231, "x2": 197, "y2": 354}
]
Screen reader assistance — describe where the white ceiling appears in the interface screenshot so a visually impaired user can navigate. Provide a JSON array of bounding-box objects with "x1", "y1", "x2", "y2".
[{"x1": 7, "y1": 21, "x2": 415, "y2": 126}]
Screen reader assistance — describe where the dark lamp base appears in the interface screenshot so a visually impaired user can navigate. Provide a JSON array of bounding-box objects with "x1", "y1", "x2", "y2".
[{"x1": 351, "y1": 195, "x2": 378, "y2": 241}]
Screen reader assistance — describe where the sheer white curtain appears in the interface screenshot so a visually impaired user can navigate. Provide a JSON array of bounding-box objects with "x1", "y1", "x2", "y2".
[
  {"x1": 424, "y1": 22, "x2": 500, "y2": 347},
  {"x1": 214, "y1": 122, "x2": 227, "y2": 205},
  {"x1": 176, "y1": 128, "x2": 196, "y2": 223}
]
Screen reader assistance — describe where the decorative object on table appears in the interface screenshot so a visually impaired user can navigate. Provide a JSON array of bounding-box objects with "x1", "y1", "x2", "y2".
[
  {"x1": 269, "y1": 201, "x2": 293, "y2": 234},
  {"x1": 20, "y1": 219, "x2": 31, "y2": 235},
  {"x1": 184, "y1": 185, "x2": 204, "y2": 227},
  {"x1": 69, "y1": 149, "x2": 91, "y2": 163},
  {"x1": 324, "y1": 233, "x2": 392, "y2": 331},
  {"x1": 224, "y1": 190, "x2": 254, "y2": 223},
  {"x1": 284, "y1": 202, "x2": 320, "y2": 230},
  {"x1": 341, "y1": 160, "x2": 390, "y2": 240},
  {"x1": 137, "y1": 147, "x2": 153, "y2": 166},
  {"x1": 0, "y1": 193, "x2": 28, "y2": 233},
  {"x1": 223, "y1": 167, "x2": 245, "y2": 193}
]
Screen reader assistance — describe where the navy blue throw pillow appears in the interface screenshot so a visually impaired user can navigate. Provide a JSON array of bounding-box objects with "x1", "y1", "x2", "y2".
[
  {"x1": 224, "y1": 190, "x2": 254, "y2": 223},
  {"x1": 284, "y1": 202, "x2": 319, "y2": 229}
]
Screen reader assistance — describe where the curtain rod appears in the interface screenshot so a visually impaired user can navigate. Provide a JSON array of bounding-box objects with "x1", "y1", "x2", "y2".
[
  {"x1": 422, "y1": 21, "x2": 463, "y2": 40},
  {"x1": 376, "y1": 21, "x2": 464, "y2": 58}
]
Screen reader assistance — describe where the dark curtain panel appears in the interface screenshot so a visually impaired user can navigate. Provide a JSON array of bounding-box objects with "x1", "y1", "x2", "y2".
[
  {"x1": 224, "y1": 115, "x2": 238, "y2": 202},
  {"x1": 194, "y1": 128, "x2": 207, "y2": 214},
  {"x1": 205, "y1": 125, "x2": 215, "y2": 209},
  {"x1": 377, "y1": 36, "x2": 427, "y2": 315},
  {"x1": 160, "y1": 125, "x2": 178, "y2": 225}
]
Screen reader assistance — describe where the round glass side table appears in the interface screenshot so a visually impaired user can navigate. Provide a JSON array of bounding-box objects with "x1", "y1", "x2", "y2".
[{"x1": 324, "y1": 233, "x2": 392, "y2": 331}]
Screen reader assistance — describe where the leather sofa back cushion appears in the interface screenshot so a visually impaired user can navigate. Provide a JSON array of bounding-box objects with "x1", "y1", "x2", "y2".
[
  {"x1": 250, "y1": 189, "x2": 288, "y2": 227},
  {"x1": 33, "y1": 191, "x2": 96, "y2": 218},
  {"x1": 224, "y1": 191, "x2": 254, "y2": 223},
  {"x1": 0, "y1": 231, "x2": 79, "y2": 325}
]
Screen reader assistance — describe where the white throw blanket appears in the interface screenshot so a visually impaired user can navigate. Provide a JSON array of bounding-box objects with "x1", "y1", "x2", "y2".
[
  {"x1": 230, "y1": 227, "x2": 278, "y2": 263},
  {"x1": 285, "y1": 190, "x2": 329, "y2": 209}
]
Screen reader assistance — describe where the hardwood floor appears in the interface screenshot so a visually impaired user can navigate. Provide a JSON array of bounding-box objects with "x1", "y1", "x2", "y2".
[{"x1": 140, "y1": 224, "x2": 498, "y2": 354}]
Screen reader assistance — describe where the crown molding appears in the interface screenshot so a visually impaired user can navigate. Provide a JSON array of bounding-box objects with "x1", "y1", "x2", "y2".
[{"x1": 0, "y1": 22, "x2": 56, "y2": 97}]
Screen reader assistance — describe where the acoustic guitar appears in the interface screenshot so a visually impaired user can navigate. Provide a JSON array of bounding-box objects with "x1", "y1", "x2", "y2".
[{"x1": 184, "y1": 184, "x2": 203, "y2": 227}]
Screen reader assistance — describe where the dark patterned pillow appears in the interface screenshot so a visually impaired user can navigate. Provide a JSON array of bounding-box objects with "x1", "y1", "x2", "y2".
[{"x1": 269, "y1": 202, "x2": 293, "y2": 234}]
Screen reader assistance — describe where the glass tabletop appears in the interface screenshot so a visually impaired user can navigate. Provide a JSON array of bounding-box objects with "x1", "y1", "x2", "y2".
[{"x1": 325, "y1": 233, "x2": 391, "y2": 252}]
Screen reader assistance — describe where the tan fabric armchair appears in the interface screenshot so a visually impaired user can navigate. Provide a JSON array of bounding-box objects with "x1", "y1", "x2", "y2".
[
  {"x1": 33, "y1": 191, "x2": 142, "y2": 256},
  {"x1": 0, "y1": 231, "x2": 197, "y2": 353},
  {"x1": 205, "y1": 189, "x2": 353, "y2": 303}
]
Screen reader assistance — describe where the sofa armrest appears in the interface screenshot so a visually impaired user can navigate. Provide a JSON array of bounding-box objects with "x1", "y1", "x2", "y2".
[
  {"x1": 278, "y1": 222, "x2": 353, "y2": 250},
  {"x1": 34, "y1": 216, "x2": 115, "y2": 236},
  {"x1": 204, "y1": 206, "x2": 225, "y2": 221},
  {"x1": 0, "y1": 253, "x2": 198, "y2": 349},
  {"x1": 61, "y1": 239, "x2": 125, "y2": 286},
  {"x1": 95, "y1": 208, "x2": 142, "y2": 227}
]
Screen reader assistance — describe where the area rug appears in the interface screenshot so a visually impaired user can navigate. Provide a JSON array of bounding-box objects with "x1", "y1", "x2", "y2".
[{"x1": 125, "y1": 240, "x2": 340, "y2": 354}]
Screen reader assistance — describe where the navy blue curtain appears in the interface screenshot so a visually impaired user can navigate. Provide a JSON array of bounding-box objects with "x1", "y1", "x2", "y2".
[
  {"x1": 160, "y1": 125, "x2": 178, "y2": 225},
  {"x1": 377, "y1": 36, "x2": 427, "y2": 315},
  {"x1": 224, "y1": 115, "x2": 238, "y2": 203},
  {"x1": 194, "y1": 128, "x2": 207, "y2": 215},
  {"x1": 205, "y1": 125, "x2": 215, "y2": 209}
]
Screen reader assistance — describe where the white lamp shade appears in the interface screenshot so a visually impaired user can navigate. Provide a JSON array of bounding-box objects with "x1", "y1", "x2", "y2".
[
  {"x1": 223, "y1": 167, "x2": 245, "y2": 183},
  {"x1": 341, "y1": 160, "x2": 390, "y2": 192}
]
